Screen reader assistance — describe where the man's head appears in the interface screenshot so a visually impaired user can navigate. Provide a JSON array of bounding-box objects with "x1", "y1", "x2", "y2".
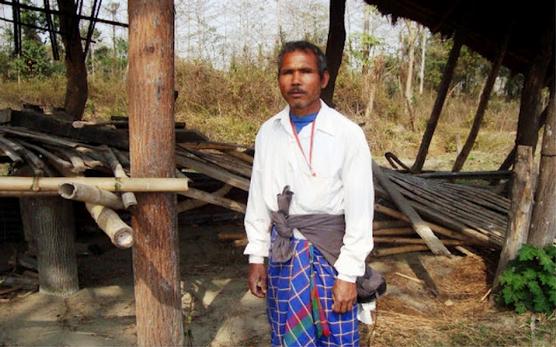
[{"x1": 277, "y1": 41, "x2": 329, "y2": 115}]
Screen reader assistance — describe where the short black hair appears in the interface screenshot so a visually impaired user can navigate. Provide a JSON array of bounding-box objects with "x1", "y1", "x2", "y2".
[{"x1": 277, "y1": 41, "x2": 328, "y2": 78}]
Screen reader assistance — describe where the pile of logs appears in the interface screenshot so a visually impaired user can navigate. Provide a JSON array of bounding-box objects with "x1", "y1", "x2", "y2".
[{"x1": 0, "y1": 107, "x2": 517, "y2": 257}]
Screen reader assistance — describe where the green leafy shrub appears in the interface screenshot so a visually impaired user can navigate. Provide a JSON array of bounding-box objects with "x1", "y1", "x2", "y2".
[{"x1": 499, "y1": 244, "x2": 556, "y2": 314}]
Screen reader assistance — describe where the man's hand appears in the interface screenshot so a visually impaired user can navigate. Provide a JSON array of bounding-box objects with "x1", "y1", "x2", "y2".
[
  {"x1": 332, "y1": 279, "x2": 357, "y2": 313},
  {"x1": 248, "y1": 263, "x2": 267, "y2": 298}
]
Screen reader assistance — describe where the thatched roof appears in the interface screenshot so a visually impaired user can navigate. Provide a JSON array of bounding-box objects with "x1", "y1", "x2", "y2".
[{"x1": 365, "y1": 0, "x2": 554, "y2": 78}]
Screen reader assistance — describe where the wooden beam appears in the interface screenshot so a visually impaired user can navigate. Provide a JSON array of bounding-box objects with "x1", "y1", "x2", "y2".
[
  {"x1": 322, "y1": 0, "x2": 346, "y2": 106},
  {"x1": 528, "y1": 84, "x2": 556, "y2": 247},
  {"x1": 179, "y1": 187, "x2": 246, "y2": 214},
  {"x1": 412, "y1": 32, "x2": 463, "y2": 172},
  {"x1": 373, "y1": 162, "x2": 451, "y2": 255},
  {"x1": 452, "y1": 30, "x2": 510, "y2": 171},
  {"x1": 128, "y1": 0, "x2": 184, "y2": 344},
  {"x1": 495, "y1": 146, "x2": 534, "y2": 287}
]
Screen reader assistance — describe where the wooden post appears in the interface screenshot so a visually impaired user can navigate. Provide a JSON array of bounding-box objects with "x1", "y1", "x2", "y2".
[
  {"x1": 412, "y1": 32, "x2": 463, "y2": 172},
  {"x1": 24, "y1": 197, "x2": 79, "y2": 296},
  {"x1": 514, "y1": 23, "x2": 553, "y2": 149},
  {"x1": 528, "y1": 85, "x2": 556, "y2": 247},
  {"x1": 128, "y1": 0, "x2": 184, "y2": 345},
  {"x1": 321, "y1": 0, "x2": 346, "y2": 106},
  {"x1": 452, "y1": 31, "x2": 510, "y2": 172},
  {"x1": 495, "y1": 146, "x2": 534, "y2": 285}
]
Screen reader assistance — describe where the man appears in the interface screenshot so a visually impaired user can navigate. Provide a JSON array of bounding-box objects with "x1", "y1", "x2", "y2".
[{"x1": 244, "y1": 41, "x2": 375, "y2": 346}]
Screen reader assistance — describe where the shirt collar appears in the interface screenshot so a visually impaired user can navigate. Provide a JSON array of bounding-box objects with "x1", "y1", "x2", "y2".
[{"x1": 277, "y1": 99, "x2": 336, "y2": 137}]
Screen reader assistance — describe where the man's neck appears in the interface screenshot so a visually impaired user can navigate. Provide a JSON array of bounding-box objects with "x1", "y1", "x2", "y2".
[{"x1": 290, "y1": 103, "x2": 321, "y2": 117}]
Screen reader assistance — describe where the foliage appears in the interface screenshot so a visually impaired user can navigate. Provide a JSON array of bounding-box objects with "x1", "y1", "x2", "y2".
[{"x1": 499, "y1": 245, "x2": 556, "y2": 314}]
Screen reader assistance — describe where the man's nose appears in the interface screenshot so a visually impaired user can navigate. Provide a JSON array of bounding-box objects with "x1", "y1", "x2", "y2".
[{"x1": 291, "y1": 71, "x2": 301, "y2": 85}]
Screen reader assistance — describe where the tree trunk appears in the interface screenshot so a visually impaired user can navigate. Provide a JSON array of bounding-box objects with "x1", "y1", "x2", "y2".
[
  {"x1": 514, "y1": 23, "x2": 553, "y2": 148},
  {"x1": 56, "y1": 0, "x2": 88, "y2": 121},
  {"x1": 418, "y1": 29, "x2": 426, "y2": 95},
  {"x1": 412, "y1": 33, "x2": 463, "y2": 172},
  {"x1": 322, "y1": 0, "x2": 346, "y2": 107},
  {"x1": 528, "y1": 84, "x2": 556, "y2": 247},
  {"x1": 452, "y1": 31, "x2": 509, "y2": 172},
  {"x1": 495, "y1": 146, "x2": 534, "y2": 287},
  {"x1": 128, "y1": 0, "x2": 184, "y2": 345},
  {"x1": 27, "y1": 197, "x2": 79, "y2": 296}
]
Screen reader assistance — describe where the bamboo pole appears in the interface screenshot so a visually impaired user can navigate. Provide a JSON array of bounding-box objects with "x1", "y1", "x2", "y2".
[
  {"x1": 372, "y1": 245, "x2": 430, "y2": 257},
  {"x1": 495, "y1": 146, "x2": 534, "y2": 287},
  {"x1": 373, "y1": 162, "x2": 451, "y2": 255},
  {"x1": 373, "y1": 220, "x2": 410, "y2": 230},
  {"x1": 452, "y1": 30, "x2": 510, "y2": 172},
  {"x1": 373, "y1": 227, "x2": 415, "y2": 236},
  {"x1": 103, "y1": 146, "x2": 137, "y2": 209},
  {"x1": 177, "y1": 184, "x2": 233, "y2": 213},
  {"x1": 412, "y1": 32, "x2": 463, "y2": 172},
  {"x1": 85, "y1": 203, "x2": 133, "y2": 248},
  {"x1": 373, "y1": 237, "x2": 467, "y2": 246},
  {"x1": 59, "y1": 183, "x2": 124, "y2": 210},
  {"x1": 0, "y1": 177, "x2": 188, "y2": 192},
  {"x1": 178, "y1": 187, "x2": 246, "y2": 214}
]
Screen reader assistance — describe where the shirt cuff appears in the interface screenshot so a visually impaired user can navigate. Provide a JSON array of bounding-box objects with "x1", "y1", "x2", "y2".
[
  {"x1": 337, "y1": 273, "x2": 357, "y2": 283},
  {"x1": 249, "y1": 255, "x2": 265, "y2": 264}
]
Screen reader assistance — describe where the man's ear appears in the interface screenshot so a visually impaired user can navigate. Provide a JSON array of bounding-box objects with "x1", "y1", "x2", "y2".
[{"x1": 321, "y1": 71, "x2": 330, "y2": 89}]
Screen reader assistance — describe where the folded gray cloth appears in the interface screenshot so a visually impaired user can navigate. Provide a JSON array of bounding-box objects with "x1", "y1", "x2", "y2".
[{"x1": 270, "y1": 186, "x2": 386, "y2": 302}]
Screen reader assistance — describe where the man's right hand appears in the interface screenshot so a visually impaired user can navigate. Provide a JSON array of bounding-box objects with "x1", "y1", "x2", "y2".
[{"x1": 248, "y1": 263, "x2": 267, "y2": 298}]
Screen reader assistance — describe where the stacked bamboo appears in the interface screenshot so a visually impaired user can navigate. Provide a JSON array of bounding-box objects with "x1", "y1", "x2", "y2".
[{"x1": 1, "y1": 108, "x2": 517, "y2": 255}]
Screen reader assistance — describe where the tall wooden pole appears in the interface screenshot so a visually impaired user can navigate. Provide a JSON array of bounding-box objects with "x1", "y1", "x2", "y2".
[
  {"x1": 494, "y1": 146, "x2": 534, "y2": 286},
  {"x1": 128, "y1": 0, "x2": 184, "y2": 345},
  {"x1": 412, "y1": 32, "x2": 463, "y2": 172},
  {"x1": 322, "y1": 0, "x2": 346, "y2": 106},
  {"x1": 528, "y1": 84, "x2": 556, "y2": 247},
  {"x1": 452, "y1": 31, "x2": 510, "y2": 172}
]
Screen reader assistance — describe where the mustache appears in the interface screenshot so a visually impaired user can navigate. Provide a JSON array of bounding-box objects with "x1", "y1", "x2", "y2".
[{"x1": 287, "y1": 88, "x2": 306, "y2": 94}]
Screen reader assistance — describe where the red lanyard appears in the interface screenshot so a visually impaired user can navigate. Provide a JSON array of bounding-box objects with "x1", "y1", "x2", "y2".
[{"x1": 289, "y1": 118, "x2": 317, "y2": 176}]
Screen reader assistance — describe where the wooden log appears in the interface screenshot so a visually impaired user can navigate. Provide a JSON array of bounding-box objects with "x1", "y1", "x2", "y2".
[
  {"x1": 373, "y1": 237, "x2": 467, "y2": 246},
  {"x1": 0, "y1": 136, "x2": 23, "y2": 162},
  {"x1": 0, "y1": 135, "x2": 53, "y2": 176},
  {"x1": 0, "y1": 177, "x2": 188, "y2": 192},
  {"x1": 177, "y1": 184, "x2": 233, "y2": 213},
  {"x1": 372, "y1": 245, "x2": 430, "y2": 257},
  {"x1": 225, "y1": 150, "x2": 254, "y2": 164},
  {"x1": 59, "y1": 183, "x2": 124, "y2": 210},
  {"x1": 412, "y1": 32, "x2": 463, "y2": 172},
  {"x1": 178, "y1": 187, "x2": 246, "y2": 214},
  {"x1": 373, "y1": 220, "x2": 410, "y2": 230},
  {"x1": 103, "y1": 146, "x2": 137, "y2": 209},
  {"x1": 128, "y1": 0, "x2": 184, "y2": 344},
  {"x1": 415, "y1": 170, "x2": 512, "y2": 180},
  {"x1": 374, "y1": 203, "x2": 474, "y2": 242},
  {"x1": 176, "y1": 152, "x2": 250, "y2": 191},
  {"x1": 373, "y1": 227, "x2": 415, "y2": 236},
  {"x1": 495, "y1": 146, "x2": 534, "y2": 286},
  {"x1": 32, "y1": 197, "x2": 79, "y2": 296},
  {"x1": 217, "y1": 231, "x2": 246, "y2": 241},
  {"x1": 17, "y1": 140, "x2": 74, "y2": 176},
  {"x1": 452, "y1": 29, "x2": 510, "y2": 172},
  {"x1": 373, "y1": 162, "x2": 451, "y2": 255},
  {"x1": 85, "y1": 203, "x2": 133, "y2": 248},
  {"x1": 528, "y1": 84, "x2": 556, "y2": 247}
]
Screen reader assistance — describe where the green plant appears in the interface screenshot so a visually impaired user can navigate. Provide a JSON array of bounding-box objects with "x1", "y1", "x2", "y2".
[{"x1": 499, "y1": 244, "x2": 556, "y2": 314}]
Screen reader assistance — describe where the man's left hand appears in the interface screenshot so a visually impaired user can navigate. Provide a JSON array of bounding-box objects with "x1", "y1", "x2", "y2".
[{"x1": 332, "y1": 279, "x2": 357, "y2": 313}]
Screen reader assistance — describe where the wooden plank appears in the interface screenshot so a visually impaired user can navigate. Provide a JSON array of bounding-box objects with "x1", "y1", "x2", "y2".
[
  {"x1": 177, "y1": 184, "x2": 233, "y2": 213},
  {"x1": 373, "y1": 162, "x2": 451, "y2": 255}
]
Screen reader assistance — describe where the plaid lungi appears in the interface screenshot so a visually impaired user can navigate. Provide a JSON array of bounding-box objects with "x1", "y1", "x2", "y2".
[{"x1": 267, "y1": 234, "x2": 359, "y2": 346}]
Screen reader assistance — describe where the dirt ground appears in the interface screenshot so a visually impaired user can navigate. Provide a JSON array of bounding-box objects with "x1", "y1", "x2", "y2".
[{"x1": 1, "y1": 222, "x2": 555, "y2": 347}]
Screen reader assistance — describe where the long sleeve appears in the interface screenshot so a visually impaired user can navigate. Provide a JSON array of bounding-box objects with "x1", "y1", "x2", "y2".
[
  {"x1": 244, "y1": 132, "x2": 272, "y2": 262},
  {"x1": 334, "y1": 127, "x2": 374, "y2": 278}
]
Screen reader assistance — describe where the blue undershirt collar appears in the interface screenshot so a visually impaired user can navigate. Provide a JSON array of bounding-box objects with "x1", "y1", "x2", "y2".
[{"x1": 289, "y1": 111, "x2": 318, "y2": 134}]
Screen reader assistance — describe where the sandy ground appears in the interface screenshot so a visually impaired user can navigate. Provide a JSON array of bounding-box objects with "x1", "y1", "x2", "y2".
[{"x1": 1, "y1": 222, "x2": 554, "y2": 347}]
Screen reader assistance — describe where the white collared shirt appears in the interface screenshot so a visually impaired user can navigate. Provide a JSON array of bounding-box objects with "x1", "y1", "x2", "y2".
[{"x1": 244, "y1": 100, "x2": 374, "y2": 282}]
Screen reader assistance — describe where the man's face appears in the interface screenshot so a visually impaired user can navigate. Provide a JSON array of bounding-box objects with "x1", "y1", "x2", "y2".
[{"x1": 278, "y1": 50, "x2": 329, "y2": 115}]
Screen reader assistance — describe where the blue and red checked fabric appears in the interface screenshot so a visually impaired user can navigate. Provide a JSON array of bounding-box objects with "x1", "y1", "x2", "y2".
[{"x1": 267, "y1": 235, "x2": 359, "y2": 346}]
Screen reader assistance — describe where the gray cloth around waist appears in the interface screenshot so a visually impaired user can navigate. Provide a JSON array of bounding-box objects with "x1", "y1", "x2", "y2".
[{"x1": 270, "y1": 186, "x2": 386, "y2": 302}]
